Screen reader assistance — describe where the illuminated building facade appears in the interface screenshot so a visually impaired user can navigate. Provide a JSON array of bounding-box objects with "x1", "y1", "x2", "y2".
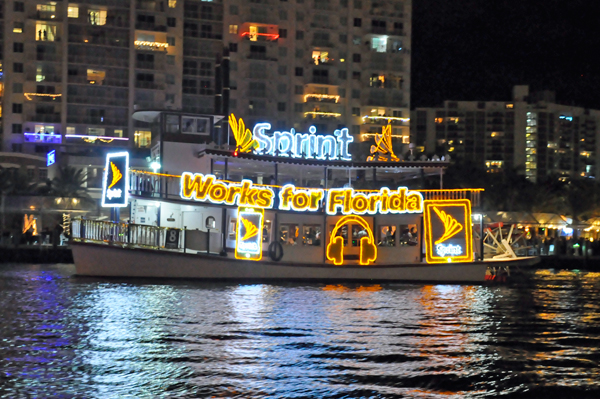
[
  {"x1": 1, "y1": 0, "x2": 410, "y2": 181},
  {"x1": 223, "y1": 0, "x2": 412, "y2": 145},
  {"x1": 412, "y1": 85, "x2": 600, "y2": 182},
  {"x1": 0, "y1": 0, "x2": 216, "y2": 157}
]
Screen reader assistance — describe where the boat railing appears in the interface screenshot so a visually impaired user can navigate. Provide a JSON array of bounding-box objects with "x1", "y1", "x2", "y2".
[
  {"x1": 71, "y1": 218, "x2": 184, "y2": 250},
  {"x1": 418, "y1": 189, "x2": 482, "y2": 208},
  {"x1": 128, "y1": 171, "x2": 483, "y2": 208}
]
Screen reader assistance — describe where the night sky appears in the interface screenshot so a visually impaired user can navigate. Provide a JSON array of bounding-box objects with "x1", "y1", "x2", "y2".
[{"x1": 411, "y1": 0, "x2": 600, "y2": 109}]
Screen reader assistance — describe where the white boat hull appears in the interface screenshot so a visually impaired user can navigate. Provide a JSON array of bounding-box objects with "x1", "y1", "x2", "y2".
[{"x1": 71, "y1": 243, "x2": 540, "y2": 283}]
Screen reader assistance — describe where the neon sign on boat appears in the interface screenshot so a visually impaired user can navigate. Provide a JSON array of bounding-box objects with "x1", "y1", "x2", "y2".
[{"x1": 229, "y1": 114, "x2": 353, "y2": 161}]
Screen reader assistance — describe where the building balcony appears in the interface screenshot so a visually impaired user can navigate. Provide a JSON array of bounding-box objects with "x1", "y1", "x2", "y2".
[
  {"x1": 65, "y1": 134, "x2": 129, "y2": 145},
  {"x1": 24, "y1": 132, "x2": 62, "y2": 144},
  {"x1": 362, "y1": 115, "x2": 409, "y2": 125},
  {"x1": 304, "y1": 94, "x2": 340, "y2": 103},
  {"x1": 241, "y1": 32, "x2": 279, "y2": 42},
  {"x1": 304, "y1": 111, "x2": 341, "y2": 120},
  {"x1": 24, "y1": 93, "x2": 62, "y2": 102},
  {"x1": 134, "y1": 40, "x2": 168, "y2": 51}
]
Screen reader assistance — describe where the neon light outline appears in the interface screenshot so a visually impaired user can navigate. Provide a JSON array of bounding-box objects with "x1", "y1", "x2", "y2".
[
  {"x1": 279, "y1": 184, "x2": 324, "y2": 212},
  {"x1": 229, "y1": 114, "x2": 353, "y2": 161},
  {"x1": 235, "y1": 207, "x2": 264, "y2": 261},
  {"x1": 101, "y1": 152, "x2": 129, "y2": 208},
  {"x1": 423, "y1": 199, "x2": 473, "y2": 264},
  {"x1": 327, "y1": 215, "x2": 377, "y2": 265},
  {"x1": 180, "y1": 172, "x2": 275, "y2": 209},
  {"x1": 326, "y1": 187, "x2": 423, "y2": 215}
]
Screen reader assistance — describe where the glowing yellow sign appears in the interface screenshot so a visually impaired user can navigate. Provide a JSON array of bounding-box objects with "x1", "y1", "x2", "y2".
[
  {"x1": 23, "y1": 214, "x2": 38, "y2": 235},
  {"x1": 279, "y1": 184, "x2": 324, "y2": 212},
  {"x1": 229, "y1": 113, "x2": 259, "y2": 153},
  {"x1": 327, "y1": 215, "x2": 377, "y2": 265},
  {"x1": 109, "y1": 162, "x2": 123, "y2": 189},
  {"x1": 326, "y1": 187, "x2": 423, "y2": 215},
  {"x1": 240, "y1": 218, "x2": 259, "y2": 241},
  {"x1": 235, "y1": 207, "x2": 264, "y2": 261},
  {"x1": 423, "y1": 199, "x2": 473, "y2": 263},
  {"x1": 180, "y1": 173, "x2": 274, "y2": 208},
  {"x1": 367, "y1": 124, "x2": 399, "y2": 162}
]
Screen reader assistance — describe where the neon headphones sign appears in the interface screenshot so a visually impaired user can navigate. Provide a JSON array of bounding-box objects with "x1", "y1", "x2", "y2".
[{"x1": 229, "y1": 114, "x2": 353, "y2": 161}]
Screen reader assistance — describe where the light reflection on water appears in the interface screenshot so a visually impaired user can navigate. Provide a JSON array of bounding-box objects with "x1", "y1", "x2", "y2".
[{"x1": 0, "y1": 264, "x2": 599, "y2": 398}]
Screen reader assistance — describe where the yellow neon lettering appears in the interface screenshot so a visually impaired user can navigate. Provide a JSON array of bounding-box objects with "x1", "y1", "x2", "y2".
[
  {"x1": 351, "y1": 193, "x2": 368, "y2": 213},
  {"x1": 293, "y1": 191, "x2": 309, "y2": 209},
  {"x1": 226, "y1": 185, "x2": 242, "y2": 204},
  {"x1": 309, "y1": 190, "x2": 323, "y2": 211},
  {"x1": 368, "y1": 194, "x2": 380, "y2": 213},
  {"x1": 208, "y1": 182, "x2": 228, "y2": 202},
  {"x1": 280, "y1": 185, "x2": 294, "y2": 209},
  {"x1": 256, "y1": 189, "x2": 273, "y2": 208},
  {"x1": 343, "y1": 189, "x2": 352, "y2": 213},
  {"x1": 407, "y1": 193, "x2": 422, "y2": 212},
  {"x1": 328, "y1": 190, "x2": 345, "y2": 214}
]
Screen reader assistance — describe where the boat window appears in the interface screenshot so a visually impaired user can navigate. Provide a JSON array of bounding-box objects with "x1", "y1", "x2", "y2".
[
  {"x1": 399, "y1": 224, "x2": 418, "y2": 246},
  {"x1": 378, "y1": 225, "x2": 396, "y2": 247},
  {"x1": 228, "y1": 218, "x2": 237, "y2": 240},
  {"x1": 330, "y1": 224, "x2": 348, "y2": 246},
  {"x1": 302, "y1": 225, "x2": 321, "y2": 246},
  {"x1": 351, "y1": 224, "x2": 369, "y2": 247},
  {"x1": 280, "y1": 224, "x2": 299, "y2": 246},
  {"x1": 262, "y1": 219, "x2": 272, "y2": 242}
]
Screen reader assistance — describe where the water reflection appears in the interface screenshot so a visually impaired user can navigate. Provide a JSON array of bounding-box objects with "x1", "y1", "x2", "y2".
[{"x1": 0, "y1": 264, "x2": 599, "y2": 398}]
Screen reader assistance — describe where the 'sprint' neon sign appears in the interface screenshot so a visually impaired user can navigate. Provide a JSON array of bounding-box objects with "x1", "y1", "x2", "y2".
[{"x1": 229, "y1": 114, "x2": 353, "y2": 161}]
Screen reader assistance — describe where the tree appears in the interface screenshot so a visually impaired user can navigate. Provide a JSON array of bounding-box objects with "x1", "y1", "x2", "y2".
[{"x1": 51, "y1": 166, "x2": 90, "y2": 199}]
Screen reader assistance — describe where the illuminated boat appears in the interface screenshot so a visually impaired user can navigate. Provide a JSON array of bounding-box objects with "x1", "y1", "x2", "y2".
[{"x1": 70, "y1": 112, "x2": 539, "y2": 282}]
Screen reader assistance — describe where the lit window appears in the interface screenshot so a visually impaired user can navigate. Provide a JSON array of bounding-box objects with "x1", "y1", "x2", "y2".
[
  {"x1": 68, "y1": 5, "x2": 79, "y2": 18},
  {"x1": 372, "y1": 36, "x2": 387, "y2": 53},
  {"x1": 36, "y1": 4, "x2": 56, "y2": 19},
  {"x1": 168, "y1": 0, "x2": 176, "y2": 7},
  {"x1": 249, "y1": 26, "x2": 257, "y2": 41},
  {"x1": 229, "y1": 24, "x2": 238, "y2": 34},
  {"x1": 87, "y1": 69, "x2": 106, "y2": 85},
  {"x1": 36, "y1": 66, "x2": 45, "y2": 82},
  {"x1": 35, "y1": 23, "x2": 57, "y2": 41},
  {"x1": 66, "y1": 126, "x2": 75, "y2": 134},
  {"x1": 13, "y1": 22, "x2": 24, "y2": 33},
  {"x1": 88, "y1": 10, "x2": 107, "y2": 26},
  {"x1": 505, "y1": 103, "x2": 514, "y2": 109},
  {"x1": 402, "y1": 136, "x2": 409, "y2": 144},
  {"x1": 311, "y1": 51, "x2": 329, "y2": 65},
  {"x1": 134, "y1": 130, "x2": 152, "y2": 148}
]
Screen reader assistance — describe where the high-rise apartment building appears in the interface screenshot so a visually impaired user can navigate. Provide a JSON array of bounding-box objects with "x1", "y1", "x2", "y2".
[
  {"x1": 1, "y1": 0, "x2": 411, "y2": 161},
  {"x1": 412, "y1": 86, "x2": 600, "y2": 182},
  {"x1": 0, "y1": 0, "x2": 223, "y2": 156},
  {"x1": 224, "y1": 0, "x2": 411, "y2": 144}
]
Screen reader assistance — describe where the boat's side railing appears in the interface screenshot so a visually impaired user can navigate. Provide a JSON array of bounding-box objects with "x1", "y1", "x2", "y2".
[
  {"x1": 71, "y1": 218, "x2": 184, "y2": 250},
  {"x1": 128, "y1": 170, "x2": 483, "y2": 208},
  {"x1": 419, "y1": 189, "x2": 482, "y2": 208}
]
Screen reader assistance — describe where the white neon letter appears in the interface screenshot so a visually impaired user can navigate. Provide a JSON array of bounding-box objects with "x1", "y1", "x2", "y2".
[
  {"x1": 253, "y1": 123, "x2": 272, "y2": 155},
  {"x1": 335, "y1": 128, "x2": 353, "y2": 161}
]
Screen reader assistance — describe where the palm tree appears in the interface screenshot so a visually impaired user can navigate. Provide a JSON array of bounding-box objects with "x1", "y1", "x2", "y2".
[{"x1": 51, "y1": 166, "x2": 90, "y2": 200}]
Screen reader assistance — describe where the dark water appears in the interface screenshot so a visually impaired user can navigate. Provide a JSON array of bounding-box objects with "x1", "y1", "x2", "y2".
[{"x1": 1, "y1": 264, "x2": 599, "y2": 398}]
